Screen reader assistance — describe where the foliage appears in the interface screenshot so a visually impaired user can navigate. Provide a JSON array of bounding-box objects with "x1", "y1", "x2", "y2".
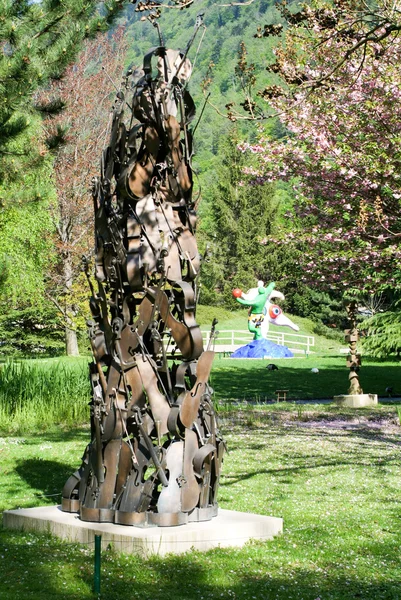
[
  {"x1": 0, "y1": 5, "x2": 129, "y2": 357},
  {"x1": 199, "y1": 126, "x2": 279, "y2": 305},
  {"x1": 289, "y1": 288, "x2": 347, "y2": 333},
  {"x1": 0, "y1": 306, "x2": 64, "y2": 358},
  {"x1": 363, "y1": 304, "x2": 401, "y2": 358},
  {"x1": 122, "y1": 1, "x2": 279, "y2": 200},
  {"x1": 0, "y1": 1, "x2": 290, "y2": 357},
  {"x1": 311, "y1": 320, "x2": 344, "y2": 343},
  {"x1": 0, "y1": 0, "x2": 130, "y2": 185},
  {"x1": 0, "y1": 118, "x2": 60, "y2": 356},
  {"x1": 0, "y1": 129, "x2": 55, "y2": 307},
  {"x1": 37, "y1": 29, "x2": 128, "y2": 354},
  {"x1": 2, "y1": 406, "x2": 401, "y2": 599},
  {"x1": 240, "y1": 0, "x2": 401, "y2": 295}
]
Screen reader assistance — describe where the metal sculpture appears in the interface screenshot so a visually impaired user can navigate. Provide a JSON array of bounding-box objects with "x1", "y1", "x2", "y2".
[{"x1": 62, "y1": 20, "x2": 225, "y2": 527}]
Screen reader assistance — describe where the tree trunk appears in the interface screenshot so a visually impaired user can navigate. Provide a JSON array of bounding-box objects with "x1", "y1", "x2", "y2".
[
  {"x1": 65, "y1": 323, "x2": 80, "y2": 356},
  {"x1": 63, "y1": 245, "x2": 80, "y2": 356}
]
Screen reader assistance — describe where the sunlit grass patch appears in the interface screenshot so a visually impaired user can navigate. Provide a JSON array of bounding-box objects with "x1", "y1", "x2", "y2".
[{"x1": 211, "y1": 356, "x2": 400, "y2": 401}]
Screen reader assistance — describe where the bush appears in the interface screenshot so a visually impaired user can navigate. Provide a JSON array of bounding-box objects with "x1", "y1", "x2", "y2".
[
  {"x1": 0, "y1": 306, "x2": 65, "y2": 357},
  {"x1": 312, "y1": 321, "x2": 344, "y2": 342}
]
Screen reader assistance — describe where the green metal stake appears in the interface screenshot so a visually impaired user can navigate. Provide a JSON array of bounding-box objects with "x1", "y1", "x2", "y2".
[{"x1": 94, "y1": 534, "x2": 101, "y2": 598}]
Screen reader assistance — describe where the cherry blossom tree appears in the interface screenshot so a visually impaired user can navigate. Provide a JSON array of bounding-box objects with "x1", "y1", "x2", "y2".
[{"x1": 240, "y1": 0, "x2": 401, "y2": 295}]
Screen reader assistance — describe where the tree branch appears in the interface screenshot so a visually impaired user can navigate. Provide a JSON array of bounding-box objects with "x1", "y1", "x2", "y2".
[{"x1": 32, "y1": 13, "x2": 66, "y2": 40}]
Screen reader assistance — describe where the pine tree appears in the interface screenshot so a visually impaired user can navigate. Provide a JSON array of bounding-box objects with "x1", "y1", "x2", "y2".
[
  {"x1": 362, "y1": 307, "x2": 401, "y2": 358},
  {"x1": 200, "y1": 127, "x2": 279, "y2": 305},
  {"x1": 0, "y1": 0, "x2": 125, "y2": 183}
]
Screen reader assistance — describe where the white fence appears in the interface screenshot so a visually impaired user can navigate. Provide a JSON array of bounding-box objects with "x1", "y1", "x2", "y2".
[{"x1": 202, "y1": 329, "x2": 315, "y2": 355}]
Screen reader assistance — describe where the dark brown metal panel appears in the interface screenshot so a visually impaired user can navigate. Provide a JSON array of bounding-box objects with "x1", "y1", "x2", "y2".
[
  {"x1": 117, "y1": 440, "x2": 152, "y2": 513},
  {"x1": 125, "y1": 366, "x2": 146, "y2": 413},
  {"x1": 115, "y1": 440, "x2": 133, "y2": 500},
  {"x1": 135, "y1": 355, "x2": 170, "y2": 435},
  {"x1": 98, "y1": 439, "x2": 121, "y2": 508}
]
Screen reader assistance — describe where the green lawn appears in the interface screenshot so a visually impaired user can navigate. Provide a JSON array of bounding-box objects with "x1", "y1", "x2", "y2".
[
  {"x1": 211, "y1": 356, "x2": 399, "y2": 402},
  {"x1": 1, "y1": 404, "x2": 401, "y2": 599},
  {"x1": 1, "y1": 322, "x2": 400, "y2": 599}
]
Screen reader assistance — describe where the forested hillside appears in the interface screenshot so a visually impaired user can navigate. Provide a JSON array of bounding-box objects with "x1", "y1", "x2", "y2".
[
  {"x1": 118, "y1": 2, "x2": 304, "y2": 310},
  {"x1": 121, "y1": 0, "x2": 280, "y2": 198}
]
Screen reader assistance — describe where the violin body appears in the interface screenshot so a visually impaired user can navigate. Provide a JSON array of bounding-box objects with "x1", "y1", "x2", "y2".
[{"x1": 62, "y1": 38, "x2": 225, "y2": 527}]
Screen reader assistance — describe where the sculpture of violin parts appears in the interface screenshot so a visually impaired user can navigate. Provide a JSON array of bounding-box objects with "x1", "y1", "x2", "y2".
[
  {"x1": 231, "y1": 281, "x2": 299, "y2": 358},
  {"x1": 61, "y1": 20, "x2": 225, "y2": 527}
]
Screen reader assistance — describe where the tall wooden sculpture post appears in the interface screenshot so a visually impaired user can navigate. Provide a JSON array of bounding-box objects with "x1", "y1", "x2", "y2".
[
  {"x1": 61, "y1": 23, "x2": 225, "y2": 527},
  {"x1": 334, "y1": 300, "x2": 378, "y2": 407},
  {"x1": 345, "y1": 301, "x2": 363, "y2": 395}
]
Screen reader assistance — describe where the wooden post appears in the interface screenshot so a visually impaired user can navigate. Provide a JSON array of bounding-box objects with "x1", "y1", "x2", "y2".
[{"x1": 345, "y1": 302, "x2": 363, "y2": 395}]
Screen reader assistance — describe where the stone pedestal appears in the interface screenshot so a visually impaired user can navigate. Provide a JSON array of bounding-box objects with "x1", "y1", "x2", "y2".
[
  {"x1": 334, "y1": 393, "x2": 378, "y2": 408},
  {"x1": 2, "y1": 505, "x2": 283, "y2": 557}
]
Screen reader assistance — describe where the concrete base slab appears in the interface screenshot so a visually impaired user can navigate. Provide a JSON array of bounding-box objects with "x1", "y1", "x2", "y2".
[
  {"x1": 334, "y1": 393, "x2": 378, "y2": 408},
  {"x1": 2, "y1": 506, "x2": 283, "y2": 556}
]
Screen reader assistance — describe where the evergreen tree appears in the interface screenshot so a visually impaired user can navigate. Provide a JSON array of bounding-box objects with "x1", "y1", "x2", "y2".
[
  {"x1": 199, "y1": 127, "x2": 279, "y2": 305},
  {"x1": 362, "y1": 306, "x2": 401, "y2": 358},
  {"x1": 0, "y1": 0, "x2": 126, "y2": 355},
  {"x1": 0, "y1": 116, "x2": 64, "y2": 356},
  {"x1": 0, "y1": 0, "x2": 125, "y2": 184}
]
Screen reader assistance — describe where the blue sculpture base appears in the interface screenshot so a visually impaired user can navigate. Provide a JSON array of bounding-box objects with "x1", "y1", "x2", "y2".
[{"x1": 231, "y1": 339, "x2": 294, "y2": 359}]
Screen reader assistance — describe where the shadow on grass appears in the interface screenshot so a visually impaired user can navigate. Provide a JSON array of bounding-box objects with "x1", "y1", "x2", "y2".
[
  {"x1": 0, "y1": 532, "x2": 400, "y2": 600},
  {"x1": 14, "y1": 458, "x2": 78, "y2": 502},
  {"x1": 101, "y1": 548, "x2": 401, "y2": 600},
  {"x1": 1, "y1": 426, "x2": 91, "y2": 444},
  {"x1": 0, "y1": 530, "x2": 93, "y2": 600},
  {"x1": 224, "y1": 418, "x2": 401, "y2": 447},
  {"x1": 221, "y1": 425, "x2": 400, "y2": 487}
]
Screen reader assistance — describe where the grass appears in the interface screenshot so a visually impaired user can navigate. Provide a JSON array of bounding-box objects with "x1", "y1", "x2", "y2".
[
  {"x1": 0, "y1": 358, "x2": 91, "y2": 433},
  {"x1": 0, "y1": 315, "x2": 400, "y2": 598},
  {"x1": 0, "y1": 305, "x2": 390, "y2": 433},
  {"x1": 211, "y1": 355, "x2": 399, "y2": 402},
  {"x1": 0, "y1": 353, "x2": 399, "y2": 433},
  {"x1": 1, "y1": 404, "x2": 401, "y2": 599}
]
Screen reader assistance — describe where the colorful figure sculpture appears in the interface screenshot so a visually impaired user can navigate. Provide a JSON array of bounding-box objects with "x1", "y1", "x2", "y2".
[
  {"x1": 61, "y1": 21, "x2": 224, "y2": 527},
  {"x1": 231, "y1": 281, "x2": 299, "y2": 359},
  {"x1": 233, "y1": 281, "x2": 299, "y2": 340}
]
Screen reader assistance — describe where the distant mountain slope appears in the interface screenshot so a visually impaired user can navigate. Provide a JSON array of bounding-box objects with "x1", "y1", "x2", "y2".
[{"x1": 121, "y1": 0, "x2": 278, "y2": 182}]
